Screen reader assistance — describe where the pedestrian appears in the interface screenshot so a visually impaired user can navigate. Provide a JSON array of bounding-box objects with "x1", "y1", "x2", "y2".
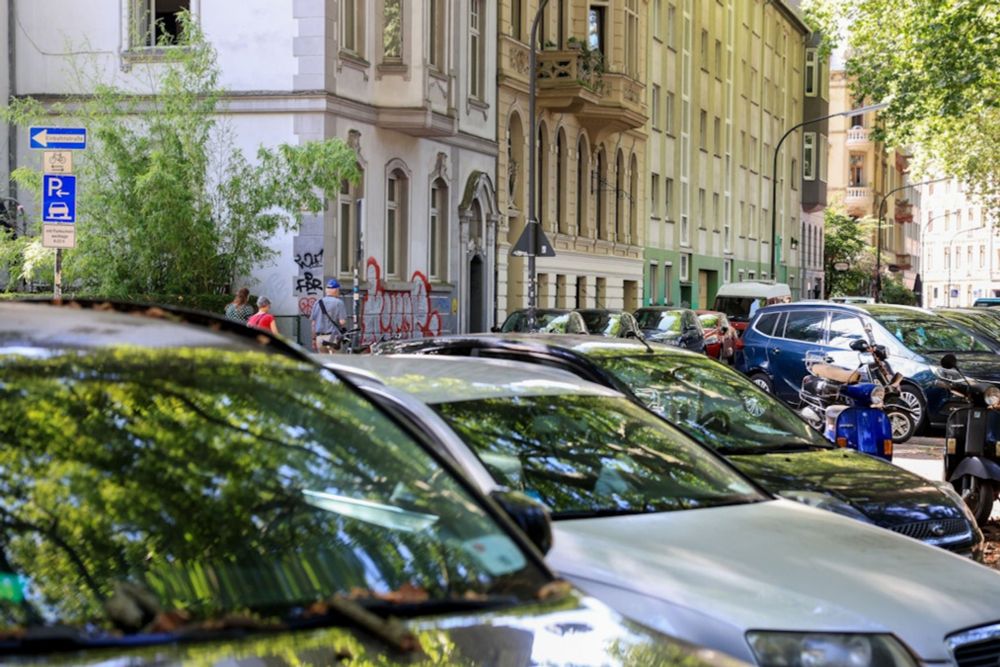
[
  {"x1": 247, "y1": 296, "x2": 279, "y2": 335},
  {"x1": 311, "y1": 279, "x2": 348, "y2": 353},
  {"x1": 224, "y1": 287, "x2": 255, "y2": 324}
]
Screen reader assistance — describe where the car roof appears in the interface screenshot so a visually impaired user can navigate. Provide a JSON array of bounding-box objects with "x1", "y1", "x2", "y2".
[
  {"x1": 318, "y1": 354, "x2": 621, "y2": 404},
  {"x1": 714, "y1": 281, "x2": 791, "y2": 298},
  {"x1": 0, "y1": 300, "x2": 308, "y2": 357},
  {"x1": 387, "y1": 332, "x2": 704, "y2": 359}
]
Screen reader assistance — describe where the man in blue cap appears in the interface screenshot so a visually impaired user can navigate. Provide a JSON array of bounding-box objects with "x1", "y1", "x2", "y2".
[{"x1": 311, "y1": 278, "x2": 349, "y2": 353}]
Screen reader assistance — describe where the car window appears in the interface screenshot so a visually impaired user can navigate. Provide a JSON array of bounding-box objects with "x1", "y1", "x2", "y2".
[
  {"x1": 753, "y1": 312, "x2": 782, "y2": 336},
  {"x1": 431, "y1": 395, "x2": 764, "y2": 518},
  {"x1": 591, "y1": 354, "x2": 832, "y2": 454},
  {"x1": 827, "y1": 313, "x2": 868, "y2": 348},
  {"x1": 782, "y1": 311, "x2": 828, "y2": 343},
  {"x1": 698, "y1": 314, "x2": 720, "y2": 329},
  {"x1": 635, "y1": 310, "x2": 682, "y2": 333},
  {"x1": 0, "y1": 348, "x2": 548, "y2": 639},
  {"x1": 868, "y1": 312, "x2": 992, "y2": 353}
]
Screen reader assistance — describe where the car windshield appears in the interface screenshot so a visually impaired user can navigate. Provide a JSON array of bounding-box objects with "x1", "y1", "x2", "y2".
[
  {"x1": 939, "y1": 312, "x2": 1000, "y2": 346},
  {"x1": 501, "y1": 310, "x2": 567, "y2": 332},
  {"x1": 591, "y1": 353, "x2": 832, "y2": 454},
  {"x1": 431, "y1": 394, "x2": 764, "y2": 518},
  {"x1": 868, "y1": 311, "x2": 992, "y2": 353},
  {"x1": 713, "y1": 296, "x2": 762, "y2": 321},
  {"x1": 578, "y1": 311, "x2": 613, "y2": 335},
  {"x1": 698, "y1": 314, "x2": 720, "y2": 329},
  {"x1": 0, "y1": 347, "x2": 548, "y2": 645},
  {"x1": 635, "y1": 310, "x2": 683, "y2": 334}
]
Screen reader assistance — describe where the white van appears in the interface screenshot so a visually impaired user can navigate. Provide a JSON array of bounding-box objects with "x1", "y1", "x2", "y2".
[{"x1": 712, "y1": 281, "x2": 792, "y2": 333}]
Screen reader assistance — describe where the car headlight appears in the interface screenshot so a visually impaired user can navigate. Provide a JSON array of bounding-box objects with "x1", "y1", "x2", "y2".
[
  {"x1": 984, "y1": 385, "x2": 1000, "y2": 407},
  {"x1": 746, "y1": 632, "x2": 917, "y2": 667},
  {"x1": 869, "y1": 386, "x2": 885, "y2": 406}
]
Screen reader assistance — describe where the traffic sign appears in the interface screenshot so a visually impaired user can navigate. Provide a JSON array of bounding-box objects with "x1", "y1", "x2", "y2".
[
  {"x1": 42, "y1": 224, "x2": 76, "y2": 249},
  {"x1": 30, "y1": 127, "x2": 87, "y2": 150},
  {"x1": 42, "y1": 174, "x2": 77, "y2": 223},
  {"x1": 511, "y1": 220, "x2": 556, "y2": 257},
  {"x1": 42, "y1": 151, "x2": 73, "y2": 175}
]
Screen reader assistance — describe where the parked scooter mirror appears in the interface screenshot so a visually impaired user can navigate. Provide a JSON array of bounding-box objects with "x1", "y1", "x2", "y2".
[
  {"x1": 849, "y1": 339, "x2": 869, "y2": 352},
  {"x1": 941, "y1": 353, "x2": 958, "y2": 370},
  {"x1": 490, "y1": 489, "x2": 553, "y2": 555}
]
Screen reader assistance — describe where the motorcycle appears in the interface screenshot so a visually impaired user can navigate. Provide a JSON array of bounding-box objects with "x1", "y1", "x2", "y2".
[
  {"x1": 940, "y1": 353, "x2": 1000, "y2": 526},
  {"x1": 798, "y1": 340, "x2": 900, "y2": 460}
]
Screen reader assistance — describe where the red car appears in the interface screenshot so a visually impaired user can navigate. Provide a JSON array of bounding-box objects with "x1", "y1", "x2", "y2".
[{"x1": 696, "y1": 310, "x2": 738, "y2": 364}]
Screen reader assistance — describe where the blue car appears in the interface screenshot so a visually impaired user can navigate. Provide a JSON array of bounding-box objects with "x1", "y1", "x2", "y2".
[{"x1": 736, "y1": 303, "x2": 1000, "y2": 431}]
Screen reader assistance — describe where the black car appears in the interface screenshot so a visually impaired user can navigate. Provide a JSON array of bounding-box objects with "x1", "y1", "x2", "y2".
[
  {"x1": 936, "y1": 307, "x2": 1000, "y2": 351},
  {"x1": 633, "y1": 307, "x2": 706, "y2": 352},
  {"x1": 0, "y1": 301, "x2": 733, "y2": 666},
  {"x1": 501, "y1": 308, "x2": 641, "y2": 338},
  {"x1": 378, "y1": 333, "x2": 984, "y2": 558}
]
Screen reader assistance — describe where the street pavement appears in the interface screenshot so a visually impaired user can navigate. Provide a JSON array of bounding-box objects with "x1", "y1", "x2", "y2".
[{"x1": 893, "y1": 436, "x2": 1000, "y2": 520}]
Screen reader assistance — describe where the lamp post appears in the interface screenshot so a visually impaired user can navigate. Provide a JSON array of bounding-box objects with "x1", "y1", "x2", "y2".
[
  {"x1": 769, "y1": 102, "x2": 888, "y2": 281},
  {"x1": 873, "y1": 176, "x2": 948, "y2": 302},
  {"x1": 946, "y1": 224, "x2": 986, "y2": 307},
  {"x1": 524, "y1": 0, "x2": 550, "y2": 331}
]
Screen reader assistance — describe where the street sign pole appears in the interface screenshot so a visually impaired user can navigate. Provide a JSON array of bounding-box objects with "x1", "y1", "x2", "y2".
[{"x1": 54, "y1": 248, "x2": 62, "y2": 300}]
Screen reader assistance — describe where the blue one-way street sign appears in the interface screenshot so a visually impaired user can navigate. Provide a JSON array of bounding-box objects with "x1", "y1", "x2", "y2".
[
  {"x1": 30, "y1": 127, "x2": 88, "y2": 150},
  {"x1": 42, "y1": 175, "x2": 77, "y2": 223}
]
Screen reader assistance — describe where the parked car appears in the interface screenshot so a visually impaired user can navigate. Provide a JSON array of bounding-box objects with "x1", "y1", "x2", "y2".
[
  {"x1": 737, "y1": 302, "x2": 1000, "y2": 432},
  {"x1": 973, "y1": 297, "x2": 1000, "y2": 307},
  {"x1": 936, "y1": 307, "x2": 1000, "y2": 351},
  {"x1": 499, "y1": 308, "x2": 584, "y2": 333},
  {"x1": 376, "y1": 334, "x2": 983, "y2": 556},
  {"x1": 830, "y1": 295, "x2": 875, "y2": 304},
  {"x1": 320, "y1": 354, "x2": 1000, "y2": 667},
  {"x1": 633, "y1": 307, "x2": 705, "y2": 352},
  {"x1": 696, "y1": 309, "x2": 738, "y2": 362},
  {"x1": 575, "y1": 308, "x2": 643, "y2": 338},
  {"x1": 0, "y1": 301, "x2": 733, "y2": 667},
  {"x1": 712, "y1": 281, "x2": 792, "y2": 334}
]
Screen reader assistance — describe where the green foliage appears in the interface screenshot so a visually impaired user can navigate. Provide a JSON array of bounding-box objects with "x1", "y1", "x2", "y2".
[
  {"x1": 824, "y1": 208, "x2": 876, "y2": 298},
  {"x1": 0, "y1": 12, "x2": 360, "y2": 296},
  {"x1": 880, "y1": 274, "x2": 918, "y2": 306},
  {"x1": 0, "y1": 292, "x2": 238, "y2": 314},
  {"x1": 800, "y1": 0, "x2": 839, "y2": 60},
  {"x1": 845, "y1": 0, "x2": 1000, "y2": 205}
]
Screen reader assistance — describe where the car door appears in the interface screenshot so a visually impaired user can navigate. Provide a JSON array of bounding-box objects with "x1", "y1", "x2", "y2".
[
  {"x1": 824, "y1": 311, "x2": 871, "y2": 370},
  {"x1": 768, "y1": 309, "x2": 831, "y2": 402}
]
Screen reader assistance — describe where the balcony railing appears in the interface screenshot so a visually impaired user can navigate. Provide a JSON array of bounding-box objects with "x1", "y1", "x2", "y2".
[
  {"x1": 846, "y1": 127, "x2": 871, "y2": 145},
  {"x1": 845, "y1": 186, "x2": 873, "y2": 201}
]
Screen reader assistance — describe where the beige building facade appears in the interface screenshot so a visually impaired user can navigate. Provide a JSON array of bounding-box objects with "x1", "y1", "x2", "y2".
[
  {"x1": 644, "y1": 0, "x2": 809, "y2": 308},
  {"x1": 497, "y1": 0, "x2": 649, "y2": 316}
]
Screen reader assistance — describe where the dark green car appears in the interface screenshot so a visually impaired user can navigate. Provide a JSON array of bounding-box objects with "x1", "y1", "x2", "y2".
[{"x1": 0, "y1": 302, "x2": 741, "y2": 666}]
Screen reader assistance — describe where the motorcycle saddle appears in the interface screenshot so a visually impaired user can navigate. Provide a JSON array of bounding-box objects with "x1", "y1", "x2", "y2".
[{"x1": 810, "y1": 363, "x2": 861, "y2": 384}]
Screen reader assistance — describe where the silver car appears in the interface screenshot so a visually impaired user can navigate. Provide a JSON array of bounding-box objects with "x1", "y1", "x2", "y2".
[{"x1": 321, "y1": 354, "x2": 1000, "y2": 667}]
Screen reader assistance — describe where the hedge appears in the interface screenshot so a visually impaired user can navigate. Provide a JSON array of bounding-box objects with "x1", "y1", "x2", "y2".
[{"x1": 0, "y1": 293, "x2": 245, "y2": 315}]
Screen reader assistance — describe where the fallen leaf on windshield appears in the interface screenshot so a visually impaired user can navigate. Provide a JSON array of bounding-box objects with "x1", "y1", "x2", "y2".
[{"x1": 537, "y1": 579, "x2": 573, "y2": 601}]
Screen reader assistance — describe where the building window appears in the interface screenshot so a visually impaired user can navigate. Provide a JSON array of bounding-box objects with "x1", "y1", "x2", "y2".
[
  {"x1": 556, "y1": 131, "x2": 567, "y2": 233},
  {"x1": 576, "y1": 136, "x2": 589, "y2": 236},
  {"x1": 429, "y1": 180, "x2": 448, "y2": 281},
  {"x1": 650, "y1": 263, "x2": 660, "y2": 304},
  {"x1": 651, "y1": 84, "x2": 661, "y2": 130},
  {"x1": 386, "y1": 169, "x2": 408, "y2": 279},
  {"x1": 714, "y1": 39, "x2": 722, "y2": 77},
  {"x1": 819, "y1": 134, "x2": 828, "y2": 182},
  {"x1": 588, "y1": 6, "x2": 606, "y2": 53},
  {"x1": 664, "y1": 177, "x2": 674, "y2": 222},
  {"x1": 132, "y1": 0, "x2": 190, "y2": 47},
  {"x1": 651, "y1": 173, "x2": 660, "y2": 218},
  {"x1": 341, "y1": 0, "x2": 364, "y2": 56},
  {"x1": 338, "y1": 178, "x2": 358, "y2": 277},
  {"x1": 805, "y1": 48, "x2": 817, "y2": 96},
  {"x1": 849, "y1": 153, "x2": 864, "y2": 187},
  {"x1": 383, "y1": 0, "x2": 402, "y2": 60},
  {"x1": 713, "y1": 192, "x2": 720, "y2": 230},
  {"x1": 724, "y1": 258, "x2": 732, "y2": 283},
  {"x1": 666, "y1": 92, "x2": 675, "y2": 134},
  {"x1": 667, "y1": 4, "x2": 676, "y2": 49},
  {"x1": 511, "y1": 0, "x2": 523, "y2": 40},
  {"x1": 625, "y1": 0, "x2": 639, "y2": 76},
  {"x1": 713, "y1": 116, "x2": 721, "y2": 156},
  {"x1": 680, "y1": 253, "x2": 691, "y2": 282},
  {"x1": 981, "y1": 245, "x2": 986, "y2": 269},
  {"x1": 653, "y1": 0, "x2": 662, "y2": 39},
  {"x1": 681, "y1": 214, "x2": 690, "y2": 246},
  {"x1": 699, "y1": 110, "x2": 707, "y2": 150},
  {"x1": 428, "y1": 0, "x2": 445, "y2": 70},
  {"x1": 803, "y1": 132, "x2": 816, "y2": 181},
  {"x1": 699, "y1": 29, "x2": 708, "y2": 67},
  {"x1": 469, "y1": 0, "x2": 484, "y2": 98}
]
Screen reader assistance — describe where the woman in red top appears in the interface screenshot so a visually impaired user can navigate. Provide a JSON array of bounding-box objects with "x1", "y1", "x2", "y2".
[{"x1": 247, "y1": 296, "x2": 279, "y2": 335}]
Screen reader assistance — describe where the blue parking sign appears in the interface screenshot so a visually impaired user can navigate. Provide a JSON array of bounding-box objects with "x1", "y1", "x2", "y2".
[{"x1": 42, "y1": 174, "x2": 76, "y2": 224}]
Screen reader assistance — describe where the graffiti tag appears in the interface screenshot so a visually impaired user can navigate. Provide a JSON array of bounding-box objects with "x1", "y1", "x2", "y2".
[
  {"x1": 295, "y1": 249, "x2": 324, "y2": 270},
  {"x1": 359, "y1": 257, "x2": 443, "y2": 344}
]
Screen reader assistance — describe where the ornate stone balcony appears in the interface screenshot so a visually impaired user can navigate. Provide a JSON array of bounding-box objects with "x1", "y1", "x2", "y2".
[
  {"x1": 846, "y1": 127, "x2": 871, "y2": 146},
  {"x1": 845, "y1": 186, "x2": 873, "y2": 203}
]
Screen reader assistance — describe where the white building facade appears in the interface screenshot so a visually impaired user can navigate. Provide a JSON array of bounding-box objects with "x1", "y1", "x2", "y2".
[{"x1": 8, "y1": 0, "x2": 499, "y2": 340}]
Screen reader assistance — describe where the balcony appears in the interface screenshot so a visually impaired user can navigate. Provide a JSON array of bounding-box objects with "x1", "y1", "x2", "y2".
[
  {"x1": 845, "y1": 186, "x2": 873, "y2": 202},
  {"x1": 846, "y1": 127, "x2": 871, "y2": 146},
  {"x1": 894, "y1": 200, "x2": 914, "y2": 224},
  {"x1": 536, "y1": 49, "x2": 646, "y2": 143}
]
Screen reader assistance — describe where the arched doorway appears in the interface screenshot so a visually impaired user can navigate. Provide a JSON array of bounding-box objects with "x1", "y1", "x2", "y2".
[{"x1": 459, "y1": 172, "x2": 499, "y2": 333}]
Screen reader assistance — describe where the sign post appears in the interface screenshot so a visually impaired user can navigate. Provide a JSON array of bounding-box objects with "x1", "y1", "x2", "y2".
[{"x1": 31, "y1": 126, "x2": 86, "y2": 299}]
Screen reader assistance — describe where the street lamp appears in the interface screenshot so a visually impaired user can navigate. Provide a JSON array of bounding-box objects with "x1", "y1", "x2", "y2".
[
  {"x1": 873, "y1": 176, "x2": 949, "y2": 302},
  {"x1": 946, "y1": 224, "x2": 987, "y2": 307},
  {"x1": 769, "y1": 101, "x2": 889, "y2": 281}
]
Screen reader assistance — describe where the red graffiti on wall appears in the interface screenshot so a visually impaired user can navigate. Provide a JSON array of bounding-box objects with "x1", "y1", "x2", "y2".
[
  {"x1": 359, "y1": 257, "x2": 442, "y2": 344},
  {"x1": 297, "y1": 296, "x2": 317, "y2": 316}
]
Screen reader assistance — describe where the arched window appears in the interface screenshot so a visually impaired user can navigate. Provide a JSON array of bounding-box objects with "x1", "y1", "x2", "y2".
[
  {"x1": 507, "y1": 113, "x2": 524, "y2": 210},
  {"x1": 629, "y1": 153, "x2": 639, "y2": 244},
  {"x1": 557, "y1": 128, "x2": 569, "y2": 234},
  {"x1": 536, "y1": 122, "x2": 550, "y2": 231},
  {"x1": 429, "y1": 178, "x2": 448, "y2": 281},
  {"x1": 386, "y1": 166, "x2": 409, "y2": 279},
  {"x1": 338, "y1": 167, "x2": 363, "y2": 277},
  {"x1": 576, "y1": 133, "x2": 590, "y2": 238},
  {"x1": 615, "y1": 150, "x2": 625, "y2": 242},
  {"x1": 595, "y1": 147, "x2": 607, "y2": 240}
]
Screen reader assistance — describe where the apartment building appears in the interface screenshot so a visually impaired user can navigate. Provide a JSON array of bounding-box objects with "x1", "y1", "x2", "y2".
[
  {"x1": 497, "y1": 0, "x2": 649, "y2": 315},
  {"x1": 799, "y1": 31, "x2": 829, "y2": 300},
  {"x1": 8, "y1": 0, "x2": 499, "y2": 338},
  {"x1": 644, "y1": 0, "x2": 808, "y2": 309},
  {"x1": 920, "y1": 179, "x2": 1000, "y2": 307}
]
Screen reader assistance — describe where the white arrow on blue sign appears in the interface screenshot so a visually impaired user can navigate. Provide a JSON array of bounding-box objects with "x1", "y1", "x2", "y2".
[
  {"x1": 30, "y1": 127, "x2": 87, "y2": 150},
  {"x1": 42, "y1": 174, "x2": 77, "y2": 224}
]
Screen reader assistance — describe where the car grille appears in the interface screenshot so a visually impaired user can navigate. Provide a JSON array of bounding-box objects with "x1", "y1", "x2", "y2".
[
  {"x1": 949, "y1": 623, "x2": 1000, "y2": 667},
  {"x1": 888, "y1": 517, "x2": 968, "y2": 542}
]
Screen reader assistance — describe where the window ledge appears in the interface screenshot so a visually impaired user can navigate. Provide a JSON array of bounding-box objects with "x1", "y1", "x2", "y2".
[
  {"x1": 467, "y1": 97, "x2": 489, "y2": 112},
  {"x1": 377, "y1": 61, "x2": 408, "y2": 76},
  {"x1": 340, "y1": 51, "x2": 371, "y2": 70},
  {"x1": 122, "y1": 45, "x2": 191, "y2": 64}
]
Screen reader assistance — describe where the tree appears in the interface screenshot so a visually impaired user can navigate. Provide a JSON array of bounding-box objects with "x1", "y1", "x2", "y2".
[
  {"x1": 824, "y1": 208, "x2": 876, "y2": 298},
  {"x1": 844, "y1": 0, "x2": 1000, "y2": 209},
  {"x1": 880, "y1": 273, "x2": 918, "y2": 306},
  {"x1": 0, "y1": 13, "x2": 359, "y2": 297}
]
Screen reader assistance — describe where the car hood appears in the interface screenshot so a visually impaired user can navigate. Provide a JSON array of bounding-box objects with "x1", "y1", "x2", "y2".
[
  {"x1": 548, "y1": 499, "x2": 1000, "y2": 662},
  {"x1": 21, "y1": 594, "x2": 743, "y2": 666},
  {"x1": 642, "y1": 329, "x2": 682, "y2": 342},
  {"x1": 726, "y1": 449, "x2": 967, "y2": 528}
]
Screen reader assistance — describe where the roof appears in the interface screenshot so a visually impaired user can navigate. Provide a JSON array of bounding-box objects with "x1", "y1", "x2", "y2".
[
  {"x1": 317, "y1": 354, "x2": 620, "y2": 404},
  {"x1": 714, "y1": 282, "x2": 792, "y2": 299},
  {"x1": 0, "y1": 300, "x2": 305, "y2": 357}
]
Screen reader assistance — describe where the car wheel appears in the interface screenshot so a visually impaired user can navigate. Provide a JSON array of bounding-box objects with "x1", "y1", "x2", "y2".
[
  {"x1": 956, "y1": 475, "x2": 996, "y2": 527},
  {"x1": 885, "y1": 407, "x2": 915, "y2": 444},
  {"x1": 896, "y1": 383, "x2": 926, "y2": 433},
  {"x1": 749, "y1": 372, "x2": 773, "y2": 393}
]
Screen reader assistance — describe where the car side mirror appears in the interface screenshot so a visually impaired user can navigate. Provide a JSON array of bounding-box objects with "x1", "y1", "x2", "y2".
[
  {"x1": 941, "y1": 353, "x2": 958, "y2": 370},
  {"x1": 849, "y1": 339, "x2": 869, "y2": 352},
  {"x1": 489, "y1": 489, "x2": 553, "y2": 555}
]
